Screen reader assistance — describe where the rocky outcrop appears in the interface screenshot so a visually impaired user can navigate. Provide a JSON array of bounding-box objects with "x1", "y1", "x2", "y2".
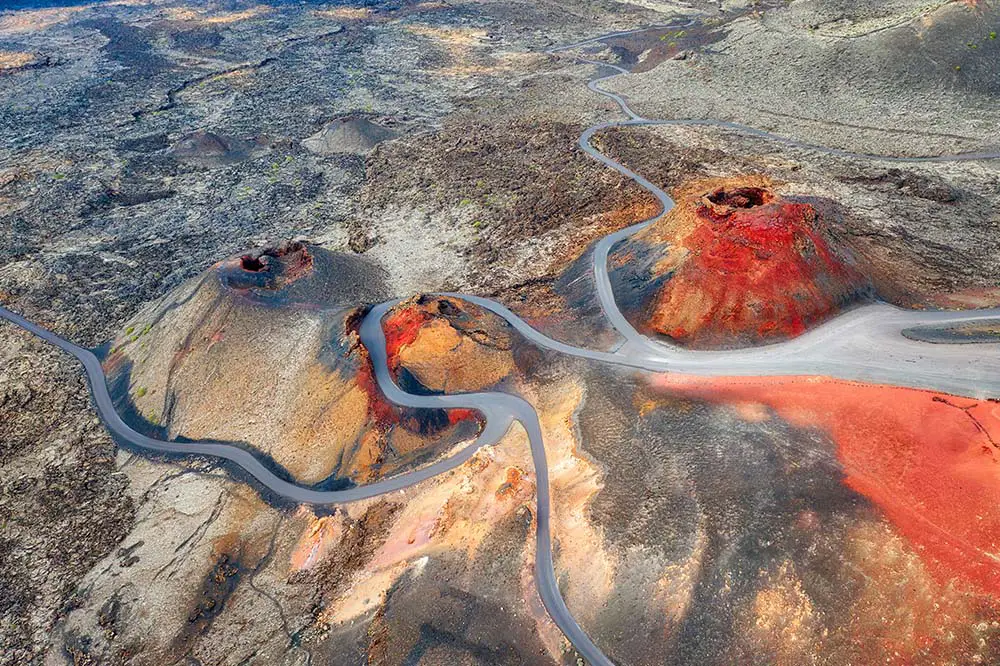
[
  {"x1": 382, "y1": 295, "x2": 521, "y2": 394},
  {"x1": 168, "y1": 130, "x2": 254, "y2": 166}
]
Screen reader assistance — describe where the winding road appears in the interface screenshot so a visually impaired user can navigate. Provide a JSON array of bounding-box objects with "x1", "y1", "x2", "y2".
[{"x1": 3, "y1": 19, "x2": 1000, "y2": 666}]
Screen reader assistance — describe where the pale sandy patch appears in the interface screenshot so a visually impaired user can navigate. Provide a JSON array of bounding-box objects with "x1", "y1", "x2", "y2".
[
  {"x1": 0, "y1": 0, "x2": 144, "y2": 34},
  {"x1": 163, "y1": 5, "x2": 271, "y2": 25},
  {"x1": 0, "y1": 7, "x2": 85, "y2": 34},
  {"x1": 0, "y1": 51, "x2": 36, "y2": 72},
  {"x1": 313, "y1": 7, "x2": 372, "y2": 21}
]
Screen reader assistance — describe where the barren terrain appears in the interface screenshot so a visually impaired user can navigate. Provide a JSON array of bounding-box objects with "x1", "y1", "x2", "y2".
[{"x1": 2, "y1": 1, "x2": 999, "y2": 665}]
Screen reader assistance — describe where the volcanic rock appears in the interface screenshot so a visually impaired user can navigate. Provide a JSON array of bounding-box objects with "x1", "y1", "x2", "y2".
[
  {"x1": 610, "y1": 176, "x2": 872, "y2": 348},
  {"x1": 302, "y1": 116, "x2": 398, "y2": 156},
  {"x1": 382, "y1": 295, "x2": 518, "y2": 394}
]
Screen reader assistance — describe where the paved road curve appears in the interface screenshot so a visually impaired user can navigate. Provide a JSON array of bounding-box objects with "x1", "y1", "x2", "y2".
[{"x1": 3, "y1": 20, "x2": 1000, "y2": 666}]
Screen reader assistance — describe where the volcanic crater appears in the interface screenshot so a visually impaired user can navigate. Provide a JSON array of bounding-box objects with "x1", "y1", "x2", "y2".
[
  {"x1": 609, "y1": 176, "x2": 875, "y2": 348},
  {"x1": 103, "y1": 242, "x2": 481, "y2": 489}
]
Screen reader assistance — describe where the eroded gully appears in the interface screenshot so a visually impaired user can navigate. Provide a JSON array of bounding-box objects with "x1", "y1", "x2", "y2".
[{"x1": 2, "y1": 20, "x2": 1000, "y2": 666}]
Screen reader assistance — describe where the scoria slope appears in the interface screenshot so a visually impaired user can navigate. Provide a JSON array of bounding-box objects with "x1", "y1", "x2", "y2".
[{"x1": 609, "y1": 177, "x2": 873, "y2": 348}]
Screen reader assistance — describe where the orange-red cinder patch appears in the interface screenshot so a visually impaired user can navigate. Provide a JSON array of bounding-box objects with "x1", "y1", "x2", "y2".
[
  {"x1": 447, "y1": 408, "x2": 478, "y2": 425},
  {"x1": 350, "y1": 304, "x2": 478, "y2": 428},
  {"x1": 649, "y1": 372, "x2": 1000, "y2": 598},
  {"x1": 655, "y1": 196, "x2": 867, "y2": 343},
  {"x1": 353, "y1": 351, "x2": 400, "y2": 425},
  {"x1": 381, "y1": 306, "x2": 431, "y2": 371}
]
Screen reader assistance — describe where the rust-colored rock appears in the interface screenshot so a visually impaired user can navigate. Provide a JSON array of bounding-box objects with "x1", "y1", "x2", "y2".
[
  {"x1": 611, "y1": 176, "x2": 872, "y2": 348},
  {"x1": 495, "y1": 467, "x2": 525, "y2": 500},
  {"x1": 233, "y1": 240, "x2": 314, "y2": 289},
  {"x1": 382, "y1": 295, "x2": 516, "y2": 395}
]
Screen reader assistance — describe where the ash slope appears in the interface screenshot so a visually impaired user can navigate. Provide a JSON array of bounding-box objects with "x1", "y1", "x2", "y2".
[{"x1": 608, "y1": 0, "x2": 1000, "y2": 157}]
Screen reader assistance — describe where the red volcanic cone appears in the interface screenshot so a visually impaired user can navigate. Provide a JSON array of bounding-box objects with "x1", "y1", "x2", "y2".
[{"x1": 632, "y1": 177, "x2": 870, "y2": 347}]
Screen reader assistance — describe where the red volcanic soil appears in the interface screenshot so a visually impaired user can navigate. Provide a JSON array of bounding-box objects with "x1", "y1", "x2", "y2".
[
  {"x1": 382, "y1": 305, "x2": 431, "y2": 373},
  {"x1": 650, "y1": 372, "x2": 1000, "y2": 598},
  {"x1": 354, "y1": 305, "x2": 476, "y2": 427},
  {"x1": 632, "y1": 177, "x2": 870, "y2": 347}
]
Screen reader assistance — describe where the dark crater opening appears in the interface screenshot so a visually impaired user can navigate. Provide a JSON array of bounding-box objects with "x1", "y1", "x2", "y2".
[
  {"x1": 240, "y1": 255, "x2": 268, "y2": 272},
  {"x1": 437, "y1": 299, "x2": 462, "y2": 317},
  {"x1": 706, "y1": 187, "x2": 769, "y2": 209},
  {"x1": 239, "y1": 241, "x2": 311, "y2": 274}
]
